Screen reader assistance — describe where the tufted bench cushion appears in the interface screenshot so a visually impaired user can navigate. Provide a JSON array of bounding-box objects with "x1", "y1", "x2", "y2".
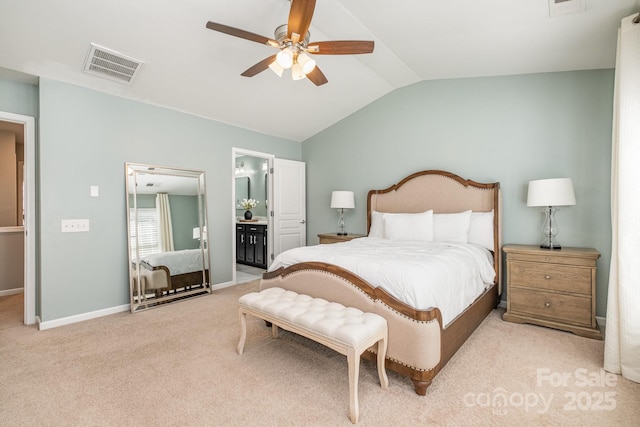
[
  {"x1": 239, "y1": 287, "x2": 387, "y2": 347},
  {"x1": 237, "y1": 287, "x2": 388, "y2": 424}
]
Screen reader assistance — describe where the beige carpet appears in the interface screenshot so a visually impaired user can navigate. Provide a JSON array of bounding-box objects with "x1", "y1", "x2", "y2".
[{"x1": 1, "y1": 282, "x2": 638, "y2": 426}]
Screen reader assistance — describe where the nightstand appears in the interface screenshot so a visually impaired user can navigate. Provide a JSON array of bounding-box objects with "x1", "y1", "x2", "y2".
[
  {"x1": 503, "y1": 244, "x2": 602, "y2": 340},
  {"x1": 317, "y1": 233, "x2": 366, "y2": 244}
]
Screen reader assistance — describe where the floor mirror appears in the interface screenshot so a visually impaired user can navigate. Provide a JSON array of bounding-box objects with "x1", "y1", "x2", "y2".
[{"x1": 126, "y1": 163, "x2": 211, "y2": 312}]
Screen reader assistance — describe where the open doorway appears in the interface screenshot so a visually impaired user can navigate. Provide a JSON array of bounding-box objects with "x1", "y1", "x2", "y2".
[
  {"x1": 232, "y1": 148, "x2": 273, "y2": 285},
  {"x1": 0, "y1": 112, "x2": 36, "y2": 325}
]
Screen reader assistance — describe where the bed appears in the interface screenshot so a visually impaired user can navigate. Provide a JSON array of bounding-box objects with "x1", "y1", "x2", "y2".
[
  {"x1": 260, "y1": 170, "x2": 501, "y2": 395},
  {"x1": 136, "y1": 248, "x2": 209, "y2": 296}
]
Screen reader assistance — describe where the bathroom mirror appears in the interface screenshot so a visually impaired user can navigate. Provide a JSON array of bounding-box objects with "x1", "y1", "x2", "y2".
[
  {"x1": 126, "y1": 163, "x2": 211, "y2": 312},
  {"x1": 235, "y1": 176, "x2": 250, "y2": 208}
]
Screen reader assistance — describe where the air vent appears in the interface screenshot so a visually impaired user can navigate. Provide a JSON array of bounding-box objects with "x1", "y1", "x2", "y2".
[
  {"x1": 83, "y1": 43, "x2": 144, "y2": 84},
  {"x1": 549, "y1": 0, "x2": 585, "y2": 17}
]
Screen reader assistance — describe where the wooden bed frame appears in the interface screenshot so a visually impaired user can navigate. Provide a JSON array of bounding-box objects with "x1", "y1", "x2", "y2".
[
  {"x1": 261, "y1": 170, "x2": 502, "y2": 395},
  {"x1": 138, "y1": 261, "x2": 210, "y2": 296}
]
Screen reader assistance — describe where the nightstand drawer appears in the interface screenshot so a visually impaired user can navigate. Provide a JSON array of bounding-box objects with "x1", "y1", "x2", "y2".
[
  {"x1": 510, "y1": 288, "x2": 592, "y2": 327},
  {"x1": 506, "y1": 252, "x2": 596, "y2": 268},
  {"x1": 509, "y1": 261, "x2": 592, "y2": 295}
]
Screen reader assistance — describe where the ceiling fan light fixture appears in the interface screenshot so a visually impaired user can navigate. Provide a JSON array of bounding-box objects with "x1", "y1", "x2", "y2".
[
  {"x1": 291, "y1": 63, "x2": 306, "y2": 81},
  {"x1": 205, "y1": 0, "x2": 374, "y2": 87},
  {"x1": 297, "y1": 52, "x2": 316, "y2": 74},
  {"x1": 276, "y1": 48, "x2": 294, "y2": 69},
  {"x1": 268, "y1": 60, "x2": 284, "y2": 77}
]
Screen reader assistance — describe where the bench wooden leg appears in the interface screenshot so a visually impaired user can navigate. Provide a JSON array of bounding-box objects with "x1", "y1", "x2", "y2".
[
  {"x1": 237, "y1": 309, "x2": 247, "y2": 355},
  {"x1": 347, "y1": 347, "x2": 360, "y2": 424},
  {"x1": 377, "y1": 336, "x2": 389, "y2": 389}
]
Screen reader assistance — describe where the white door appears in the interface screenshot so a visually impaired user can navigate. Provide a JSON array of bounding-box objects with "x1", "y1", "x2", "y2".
[{"x1": 272, "y1": 158, "x2": 306, "y2": 263}]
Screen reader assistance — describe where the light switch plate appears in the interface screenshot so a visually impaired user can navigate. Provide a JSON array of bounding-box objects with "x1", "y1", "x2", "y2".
[
  {"x1": 90, "y1": 186, "x2": 99, "y2": 197},
  {"x1": 61, "y1": 219, "x2": 90, "y2": 232}
]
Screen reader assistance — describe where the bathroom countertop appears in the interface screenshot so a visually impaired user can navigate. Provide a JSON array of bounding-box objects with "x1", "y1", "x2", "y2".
[{"x1": 237, "y1": 220, "x2": 268, "y2": 225}]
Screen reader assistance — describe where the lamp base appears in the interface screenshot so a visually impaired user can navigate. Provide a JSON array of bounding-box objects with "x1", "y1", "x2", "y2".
[
  {"x1": 539, "y1": 207, "x2": 562, "y2": 250},
  {"x1": 337, "y1": 232, "x2": 348, "y2": 236},
  {"x1": 540, "y1": 243, "x2": 562, "y2": 250}
]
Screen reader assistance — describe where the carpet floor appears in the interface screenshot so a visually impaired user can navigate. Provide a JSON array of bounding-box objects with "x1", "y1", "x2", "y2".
[{"x1": 0, "y1": 281, "x2": 638, "y2": 426}]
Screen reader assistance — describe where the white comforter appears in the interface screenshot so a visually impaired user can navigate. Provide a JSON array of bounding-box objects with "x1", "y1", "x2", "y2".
[
  {"x1": 269, "y1": 237, "x2": 496, "y2": 326},
  {"x1": 141, "y1": 249, "x2": 205, "y2": 276}
]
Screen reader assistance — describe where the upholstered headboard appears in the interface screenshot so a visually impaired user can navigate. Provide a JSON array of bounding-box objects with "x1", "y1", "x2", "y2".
[{"x1": 367, "y1": 170, "x2": 502, "y2": 293}]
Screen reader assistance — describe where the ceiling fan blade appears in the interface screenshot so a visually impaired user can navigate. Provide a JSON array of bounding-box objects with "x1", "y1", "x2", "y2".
[
  {"x1": 306, "y1": 66, "x2": 328, "y2": 86},
  {"x1": 206, "y1": 21, "x2": 277, "y2": 46},
  {"x1": 307, "y1": 41, "x2": 374, "y2": 55},
  {"x1": 287, "y1": 0, "x2": 316, "y2": 40},
  {"x1": 241, "y1": 54, "x2": 278, "y2": 77}
]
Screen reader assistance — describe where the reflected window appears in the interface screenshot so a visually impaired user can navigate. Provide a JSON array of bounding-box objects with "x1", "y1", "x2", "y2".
[{"x1": 129, "y1": 207, "x2": 160, "y2": 257}]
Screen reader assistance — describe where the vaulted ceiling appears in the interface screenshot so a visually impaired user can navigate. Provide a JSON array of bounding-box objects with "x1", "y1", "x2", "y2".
[{"x1": 1, "y1": 0, "x2": 638, "y2": 141}]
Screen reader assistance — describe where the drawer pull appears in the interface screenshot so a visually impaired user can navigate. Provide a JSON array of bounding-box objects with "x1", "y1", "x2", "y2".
[
  {"x1": 544, "y1": 301, "x2": 551, "y2": 308},
  {"x1": 544, "y1": 275, "x2": 551, "y2": 280}
]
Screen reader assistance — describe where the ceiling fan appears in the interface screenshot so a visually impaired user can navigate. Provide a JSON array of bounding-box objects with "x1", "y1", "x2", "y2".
[{"x1": 205, "y1": 0, "x2": 374, "y2": 86}]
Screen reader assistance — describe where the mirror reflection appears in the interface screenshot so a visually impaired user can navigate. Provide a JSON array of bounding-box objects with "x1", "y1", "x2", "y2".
[
  {"x1": 235, "y1": 176, "x2": 249, "y2": 208},
  {"x1": 126, "y1": 163, "x2": 211, "y2": 312},
  {"x1": 235, "y1": 156, "x2": 268, "y2": 218}
]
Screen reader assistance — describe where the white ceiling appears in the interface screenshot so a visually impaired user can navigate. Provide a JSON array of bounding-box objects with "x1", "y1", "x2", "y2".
[{"x1": 0, "y1": 0, "x2": 638, "y2": 142}]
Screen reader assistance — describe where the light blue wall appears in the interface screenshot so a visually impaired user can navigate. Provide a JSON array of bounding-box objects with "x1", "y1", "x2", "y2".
[
  {"x1": 0, "y1": 70, "x2": 616, "y2": 321},
  {"x1": 0, "y1": 77, "x2": 39, "y2": 117},
  {"x1": 303, "y1": 70, "x2": 614, "y2": 316},
  {"x1": 38, "y1": 79, "x2": 300, "y2": 321}
]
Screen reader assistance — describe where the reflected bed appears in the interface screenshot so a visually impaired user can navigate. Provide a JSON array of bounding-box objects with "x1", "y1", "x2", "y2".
[{"x1": 137, "y1": 249, "x2": 209, "y2": 295}]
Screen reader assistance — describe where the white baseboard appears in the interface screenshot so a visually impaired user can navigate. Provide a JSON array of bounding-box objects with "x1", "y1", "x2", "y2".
[
  {"x1": 213, "y1": 278, "x2": 260, "y2": 291},
  {"x1": 38, "y1": 303, "x2": 130, "y2": 330},
  {"x1": 36, "y1": 280, "x2": 247, "y2": 330},
  {"x1": 0, "y1": 287, "x2": 23, "y2": 297},
  {"x1": 212, "y1": 280, "x2": 236, "y2": 291}
]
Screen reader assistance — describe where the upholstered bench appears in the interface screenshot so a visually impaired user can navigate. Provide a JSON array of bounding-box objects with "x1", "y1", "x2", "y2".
[{"x1": 237, "y1": 287, "x2": 389, "y2": 424}]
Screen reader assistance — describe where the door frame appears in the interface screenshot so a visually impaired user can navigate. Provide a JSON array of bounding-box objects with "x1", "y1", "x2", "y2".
[
  {"x1": 231, "y1": 148, "x2": 274, "y2": 284},
  {"x1": 0, "y1": 111, "x2": 36, "y2": 325}
]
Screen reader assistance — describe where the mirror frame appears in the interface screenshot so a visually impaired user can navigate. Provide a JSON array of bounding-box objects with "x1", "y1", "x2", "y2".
[{"x1": 125, "y1": 162, "x2": 211, "y2": 312}]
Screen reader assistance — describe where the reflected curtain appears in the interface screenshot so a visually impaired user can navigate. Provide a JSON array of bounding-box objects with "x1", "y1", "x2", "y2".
[
  {"x1": 604, "y1": 13, "x2": 640, "y2": 384},
  {"x1": 156, "y1": 193, "x2": 174, "y2": 252}
]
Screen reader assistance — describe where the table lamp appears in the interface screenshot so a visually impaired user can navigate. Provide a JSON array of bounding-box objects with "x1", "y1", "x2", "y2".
[
  {"x1": 527, "y1": 178, "x2": 576, "y2": 249},
  {"x1": 330, "y1": 191, "x2": 355, "y2": 236}
]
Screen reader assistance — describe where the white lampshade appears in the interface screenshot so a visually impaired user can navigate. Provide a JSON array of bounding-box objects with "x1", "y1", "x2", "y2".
[
  {"x1": 268, "y1": 60, "x2": 284, "y2": 77},
  {"x1": 297, "y1": 52, "x2": 316, "y2": 74},
  {"x1": 527, "y1": 178, "x2": 576, "y2": 207},
  {"x1": 276, "y1": 48, "x2": 294, "y2": 69},
  {"x1": 193, "y1": 226, "x2": 207, "y2": 241},
  {"x1": 330, "y1": 191, "x2": 355, "y2": 209},
  {"x1": 291, "y1": 63, "x2": 305, "y2": 81}
]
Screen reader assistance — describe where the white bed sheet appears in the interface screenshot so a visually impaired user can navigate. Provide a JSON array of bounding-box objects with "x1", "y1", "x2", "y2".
[
  {"x1": 269, "y1": 237, "x2": 496, "y2": 326},
  {"x1": 141, "y1": 249, "x2": 204, "y2": 276}
]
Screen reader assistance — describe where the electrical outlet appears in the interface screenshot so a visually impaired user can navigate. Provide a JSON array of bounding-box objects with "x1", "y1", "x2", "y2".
[{"x1": 61, "y1": 219, "x2": 90, "y2": 233}]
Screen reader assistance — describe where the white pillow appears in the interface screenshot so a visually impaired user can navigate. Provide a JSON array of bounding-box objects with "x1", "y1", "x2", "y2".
[
  {"x1": 368, "y1": 211, "x2": 386, "y2": 238},
  {"x1": 433, "y1": 210, "x2": 472, "y2": 243},
  {"x1": 469, "y1": 210, "x2": 495, "y2": 251},
  {"x1": 383, "y1": 211, "x2": 434, "y2": 241}
]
